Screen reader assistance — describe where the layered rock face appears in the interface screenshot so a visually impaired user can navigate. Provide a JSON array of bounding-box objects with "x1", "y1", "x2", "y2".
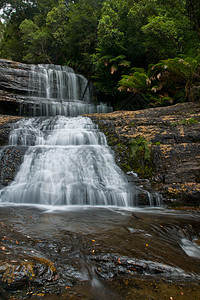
[
  {"x1": 0, "y1": 59, "x2": 112, "y2": 117},
  {"x1": 0, "y1": 59, "x2": 31, "y2": 115},
  {"x1": 89, "y1": 102, "x2": 200, "y2": 206},
  {"x1": 0, "y1": 59, "x2": 32, "y2": 93}
]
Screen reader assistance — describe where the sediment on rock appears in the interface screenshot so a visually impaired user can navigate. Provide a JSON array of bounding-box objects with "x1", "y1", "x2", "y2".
[{"x1": 87, "y1": 102, "x2": 200, "y2": 206}]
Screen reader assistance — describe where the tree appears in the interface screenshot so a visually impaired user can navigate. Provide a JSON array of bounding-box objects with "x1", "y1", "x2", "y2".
[
  {"x1": 19, "y1": 19, "x2": 51, "y2": 63},
  {"x1": 0, "y1": 0, "x2": 58, "y2": 62},
  {"x1": 47, "y1": 0, "x2": 101, "y2": 73},
  {"x1": 0, "y1": 21, "x2": 4, "y2": 40},
  {"x1": 186, "y1": 0, "x2": 200, "y2": 39},
  {"x1": 152, "y1": 54, "x2": 200, "y2": 102}
]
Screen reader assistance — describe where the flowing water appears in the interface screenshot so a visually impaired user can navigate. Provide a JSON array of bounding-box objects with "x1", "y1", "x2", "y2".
[
  {"x1": 0, "y1": 116, "x2": 139, "y2": 206},
  {"x1": 0, "y1": 64, "x2": 154, "y2": 207},
  {"x1": 0, "y1": 64, "x2": 200, "y2": 299},
  {"x1": 20, "y1": 64, "x2": 112, "y2": 116}
]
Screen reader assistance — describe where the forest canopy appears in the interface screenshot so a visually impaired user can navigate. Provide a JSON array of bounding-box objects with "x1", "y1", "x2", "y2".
[{"x1": 0, "y1": 0, "x2": 200, "y2": 109}]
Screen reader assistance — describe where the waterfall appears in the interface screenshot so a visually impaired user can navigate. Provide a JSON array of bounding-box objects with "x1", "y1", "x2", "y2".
[
  {"x1": 21, "y1": 64, "x2": 112, "y2": 117},
  {"x1": 0, "y1": 63, "x2": 159, "y2": 207},
  {"x1": 0, "y1": 116, "x2": 138, "y2": 206},
  {"x1": 28, "y1": 64, "x2": 87, "y2": 101}
]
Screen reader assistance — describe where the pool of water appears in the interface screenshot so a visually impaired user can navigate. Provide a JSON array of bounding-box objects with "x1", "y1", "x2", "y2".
[{"x1": 0, "y1": 205, "x2": 200, "y2": 299}]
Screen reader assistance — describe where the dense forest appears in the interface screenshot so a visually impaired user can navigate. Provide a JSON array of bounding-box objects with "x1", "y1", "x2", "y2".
[{"x1": 0, "y1": 0, "x2": 200, "y2": 109}]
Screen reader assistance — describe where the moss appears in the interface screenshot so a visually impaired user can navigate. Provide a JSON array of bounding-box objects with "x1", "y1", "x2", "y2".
[
  {"x1": 93, "y1": 119, "x2": 155, "y2": 178},
  {"x1": 126, "y1": 137, "x2": 154, "y2": 178},
  {"x1": 171, "y1": 117, "x2": 199, "y2": 126}
]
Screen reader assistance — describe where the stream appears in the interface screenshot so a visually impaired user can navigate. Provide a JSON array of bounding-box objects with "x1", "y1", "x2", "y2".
[
  {"x1": 0, "y1": 205, "x2": 200, "y2": 299},
  {"x1": 0, "y1": 64, "x2": 199, "y2": 299}
]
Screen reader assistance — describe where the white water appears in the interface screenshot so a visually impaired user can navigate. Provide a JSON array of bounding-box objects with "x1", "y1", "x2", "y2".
[
  {"x1": 21, "y1": 64, "x2": 112, "y2": 116},
  {"x1": 0, "y1": 116, "x2": 138, "y2": 206},
  {"x1": 0, "y1": 64, "x2": 159, "y2": 207}
]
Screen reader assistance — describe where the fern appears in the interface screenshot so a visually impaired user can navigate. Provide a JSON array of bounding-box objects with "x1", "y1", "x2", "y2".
[{"x1": 118, "y1": 70, "x2": 150, "y2": 93}]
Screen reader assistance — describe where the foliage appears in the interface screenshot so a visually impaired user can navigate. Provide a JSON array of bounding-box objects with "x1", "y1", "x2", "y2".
[
  {"x1": 61, "y1": 0, "x2": 101, "y2": 74},
  {"x1": 0, "y1": 0, "x2": 200, "y2": 108},
  {"x1": 152, "y1": 54, "x2": 200, "y2": 102},
  {"x1": 19, "y1": 19, "x2": 51, "y2": 63},
  {"x1": 128, "y1": 137, "x2": 153, "y2": 177},
  {"x1": 0, "y1": 21, "x2": 4, "y2": 40},
  {"x1": 118, "y1": 68, "x2": 150, "y2": 94},
  {"x1": 129, "y1": 137, "x2": 152, "y2": 162},
  {"x1": 171, "y1": 117, "x2": 199, "y2": 126},
  {"x1": 117, "y1": 53, "x2": 200, "y2": 106}
]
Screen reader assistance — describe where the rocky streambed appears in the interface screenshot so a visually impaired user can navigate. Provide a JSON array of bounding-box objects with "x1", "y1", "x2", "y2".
[
  {"x1": 0, "y1": 106, "x2": 200, "y2": 299},
  {"x1": 0, "y1": 206, "x2": 200, "y2": 299}
]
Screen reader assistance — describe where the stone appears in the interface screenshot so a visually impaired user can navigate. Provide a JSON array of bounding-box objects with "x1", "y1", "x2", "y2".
[{"x1": 87, "y1": 102, "x2": 200, "y2": 206}]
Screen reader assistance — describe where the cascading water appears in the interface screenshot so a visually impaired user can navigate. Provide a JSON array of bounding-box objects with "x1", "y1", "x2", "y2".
[
  {"x1": 21, "y1": 64, "x2": 112, "y2": 117},
  {"x1": 0, "y1": 63, "x2": 158, "y2": 206},
  {"x1": 0, "y1": 116, "x2": 138, "y2": 206}
]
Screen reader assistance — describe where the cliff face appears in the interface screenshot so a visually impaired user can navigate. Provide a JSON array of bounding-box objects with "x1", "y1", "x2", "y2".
[
  {"x1": 0, "y1": 59, "x2": 33, "y2": 115},
  {"x1": 88, "y1": 102, "x2": 200, "y2": 206},
  {"x1": 0, "y1": 59, "x2": 32, "y2": 93}
]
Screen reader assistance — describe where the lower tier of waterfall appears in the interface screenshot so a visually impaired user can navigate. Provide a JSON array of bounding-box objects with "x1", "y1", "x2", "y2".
[
  {"x1": 0, "y1": 116, "x2": 161, "y2": 207},
  {"x1": 0, "y1": 116, "x2": 143, "y2": 206}
]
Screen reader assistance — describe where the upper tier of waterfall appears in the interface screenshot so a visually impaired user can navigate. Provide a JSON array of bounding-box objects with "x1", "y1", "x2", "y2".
[
  {"x1": 28, "y1": 64, "x2": 90, "y2": 101},
  {"x1": 24, "y1": 64, "x2": 113, "y2": 116},
  {"x1": 0, "y1": 60, "x2": 113, "y2": 116}
]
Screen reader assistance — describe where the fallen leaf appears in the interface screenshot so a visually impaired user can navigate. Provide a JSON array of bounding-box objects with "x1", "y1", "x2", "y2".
[{"x1": 0, "y1": 246, "x2": 6, "y2": 251}]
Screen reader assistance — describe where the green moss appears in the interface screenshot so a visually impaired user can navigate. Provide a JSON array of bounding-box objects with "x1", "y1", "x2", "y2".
[
  {"x1": 95, "y1": 120, "x2": 154, "y2": 179},
  {"x1": 129, "y1": 137, "x2": 152, "y2": 161},
  {"x1": 171, "y1": 117, "x2": 199, "y2": 126},
  {"x1": 127, "y1": 137, "x2": 154, "y2": 178}
]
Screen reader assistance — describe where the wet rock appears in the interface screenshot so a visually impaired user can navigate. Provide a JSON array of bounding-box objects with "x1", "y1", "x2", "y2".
[
  {"x1": 0, "y1": 260, "x2": 53, "y2": 289},
  {"x1": 90, "y1": 253, "x2": 196, "y2": 281},
  {"x1": 0, "y1": 116, "x2": 23, "y2": 145},
  {"x1": 0, "y1": 59, "x2": 32, "y2": 94},
  {"x1": 0, "y1": 146, "x2": 27, "y2": 186},
  {"x1": 0, "y1": 59, "x2": 44, "y2": 116}
]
